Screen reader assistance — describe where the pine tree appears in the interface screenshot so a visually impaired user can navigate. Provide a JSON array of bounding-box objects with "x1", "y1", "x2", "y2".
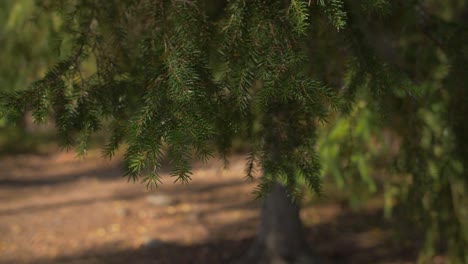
[{"x1": 1, "y1": 1, "x2": 467, "y2": 263}]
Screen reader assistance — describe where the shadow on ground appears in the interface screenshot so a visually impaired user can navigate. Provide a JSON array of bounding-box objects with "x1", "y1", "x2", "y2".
[
  {"x1": 0, "y1": 177, "x2": 253, "y2": 217},
  {"x1": 0, "y1": 161, "x2": 123, "y2": 188},
  {"x1": 11, "y1": 208, "x2": 423, "y2": 264},
  {"x1": 0, "y1": 153, "x2": 427, "y2": 264}
]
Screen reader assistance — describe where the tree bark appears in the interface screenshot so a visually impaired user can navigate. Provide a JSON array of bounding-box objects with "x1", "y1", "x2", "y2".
[
  {"x1": 236, "y1": 183, "x2": 320, "y2": 264},
  {"x1": 233, "y1": 101, "x2": 321, "y2": 264}
]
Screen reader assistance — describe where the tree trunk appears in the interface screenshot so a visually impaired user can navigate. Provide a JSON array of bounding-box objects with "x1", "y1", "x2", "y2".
[
  {"x1": 233, "y1": 102, "x2": 321, "y2": 264},
  {"x1": 236, "y1": 183, "x2": 320, "y2": 264}
]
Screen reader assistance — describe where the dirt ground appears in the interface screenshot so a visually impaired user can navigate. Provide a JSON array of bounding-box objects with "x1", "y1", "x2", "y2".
[{"x1": 0, "y1": 150, "x2": 440, "y2": 264}]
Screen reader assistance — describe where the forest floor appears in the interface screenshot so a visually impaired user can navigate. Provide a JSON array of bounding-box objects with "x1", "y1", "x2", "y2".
[{"x1": 0, "y1": 149, "x2": 443, "y2": 264}]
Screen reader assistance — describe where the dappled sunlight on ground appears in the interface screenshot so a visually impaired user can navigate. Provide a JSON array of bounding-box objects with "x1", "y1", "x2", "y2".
[
  {"x1": 0, "y1": 152, "x2": 259, "y2": 264},
  {"x1": 0, "y1": 151, "x2": 440, "y2": 263}
]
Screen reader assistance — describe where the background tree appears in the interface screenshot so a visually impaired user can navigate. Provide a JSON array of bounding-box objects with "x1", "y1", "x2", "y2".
[
  {"x1": 317, "y1": 2, "x2": 468, "y2": 262},
  {"x1": 0, "y1": 0, "x2": 59, "y2": 134},
  {"x1": 0, "y1": 0, "x2": 60, "y2": 94},
  {"x1": 1, "y1": 0, "x2": 467, "y2": 263}
]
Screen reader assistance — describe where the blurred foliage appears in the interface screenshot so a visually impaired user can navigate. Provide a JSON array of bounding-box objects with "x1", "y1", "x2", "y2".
[
  {"x1": 318, "y1": 52, "x2": 467, "y2": 264},
  {"x1": 318, "y1": 99, "x2": 383, "y2": 209},
  {"x1": 0, "y1": 0, "x2": 60, "y2": 94},
  {"x1": 0, "y1": 0, "x2": 59, "y2": 151},
  {"x1": 315, "y1": 1, "x2": 468, "y2": 262},
  {"x1": 0, "y1": 0, "x2": 96, "y2": 157},
  {"x1": 0, "y1": 126, "x2": 57, "y2": 155}
]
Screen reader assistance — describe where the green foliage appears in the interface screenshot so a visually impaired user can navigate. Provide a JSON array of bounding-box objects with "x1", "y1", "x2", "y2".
[
  {"x1": 0, "y1": 0, "x2": 467, "y2": 262},
  {"x1": 316, "y1": 1, "x2": 468, "y2": 260},
  {"x1": 0, "y1": 0, "x2": 61, "y2": 93},
  {"x1": 317, "y1": 0, "x2": 347, "y2": 30},
  {"x1": 318, "y1": 100, "x2": 382, "y2": 208},
  {"x1": 289, "y1": 0, "x2": 310, "y2": 35},
  {"x1": 394, "y1": 85, "x2": 468, "y2": 263}
]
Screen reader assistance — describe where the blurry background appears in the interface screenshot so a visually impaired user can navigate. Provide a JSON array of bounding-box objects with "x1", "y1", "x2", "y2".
[{"x1": 1, "y1": 1, "x2": 466, "y2": 264}]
